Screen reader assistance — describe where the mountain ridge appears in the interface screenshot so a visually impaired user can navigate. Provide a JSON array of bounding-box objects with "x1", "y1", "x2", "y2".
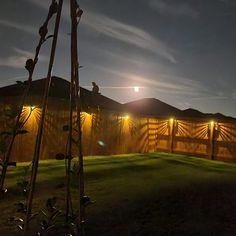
[
  {"x1": 0, "y1": 78, "x2": 235, "y2": 121},
  {"x1": 124, "y1": 98, "x2": 235, "y2": 121}
]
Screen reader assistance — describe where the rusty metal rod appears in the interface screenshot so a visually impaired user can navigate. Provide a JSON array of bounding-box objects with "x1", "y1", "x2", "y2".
[
  {"x1": 70, "y1": 0, "x2": 85, "y2": 235},
  {"x1": 65, "y1": 0, "x2": 75, "y2": 221}
]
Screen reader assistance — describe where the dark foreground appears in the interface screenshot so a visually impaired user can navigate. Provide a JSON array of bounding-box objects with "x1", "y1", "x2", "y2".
[{"x1": 1, "y1": 152, "x2": 236, "y2": 235}]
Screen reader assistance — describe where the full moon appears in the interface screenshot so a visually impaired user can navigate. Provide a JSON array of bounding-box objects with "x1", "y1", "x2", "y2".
[{"x1": 134, "y1": 86, "x2": 140, "y2": 92}]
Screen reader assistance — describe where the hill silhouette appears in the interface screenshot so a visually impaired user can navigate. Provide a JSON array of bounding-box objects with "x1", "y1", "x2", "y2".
[
  {"x1": 123, "y1": 98, "x2": 182, "y2": 117},
  {"x1": 124, "y1": 98, "x2": 235, "y2": 121},
  {"x1": 0, "y1": 76, "x2": 123, "y2": 112},
  {"x1": 0, "y1": 78, "x2": 235, "y2": 121}
]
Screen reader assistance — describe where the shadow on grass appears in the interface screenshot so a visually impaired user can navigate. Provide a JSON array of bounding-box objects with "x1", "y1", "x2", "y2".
[
  {"x1": 2, "y1": 153, "x2": 236, "y2": 236},
  {"x1": 86, "y1": 179, "x2": 236, "y2": 236},
  {"x1": 161, "y1": 156, "x2": 236, "y2": 174}
]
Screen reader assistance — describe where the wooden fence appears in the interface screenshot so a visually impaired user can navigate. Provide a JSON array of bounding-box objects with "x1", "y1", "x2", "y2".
[
  {"x1": 1, "y1": 103, "x2": 236, "y2": 162},
  {"x1": 147, "y1": 117, "x2": 236, "y2": 162}
]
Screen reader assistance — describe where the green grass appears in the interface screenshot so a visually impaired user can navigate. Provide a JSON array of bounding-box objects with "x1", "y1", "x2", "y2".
[{"x1": 1, "y1": 152, "x2": 236, "y2": 235}]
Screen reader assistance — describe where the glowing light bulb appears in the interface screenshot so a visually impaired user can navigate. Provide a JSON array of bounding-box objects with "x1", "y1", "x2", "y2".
[
  {"x1": 134, "y1": 86, "x2": 140, "y2": 92},
  {"x1": 210, "y1": 121, "x2": 214, "y2": 127}
]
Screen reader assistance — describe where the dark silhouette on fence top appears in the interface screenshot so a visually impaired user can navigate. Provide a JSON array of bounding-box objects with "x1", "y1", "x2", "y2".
[{"x1": 92, "y1": 82, "x2": 100, "y2": 94}]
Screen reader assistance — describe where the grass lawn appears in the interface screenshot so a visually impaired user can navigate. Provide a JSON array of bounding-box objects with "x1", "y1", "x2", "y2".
[{"x1": 1, "y1": 152, "x2": 236, "y2": 235}]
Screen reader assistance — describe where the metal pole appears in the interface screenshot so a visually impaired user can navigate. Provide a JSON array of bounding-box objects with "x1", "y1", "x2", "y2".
[
  {"x1": 65, "y1": 0, "x2": 76, "y2": 223},
  {"x1": 70, "y1": 0, "x2": 85, "y2": 234}
]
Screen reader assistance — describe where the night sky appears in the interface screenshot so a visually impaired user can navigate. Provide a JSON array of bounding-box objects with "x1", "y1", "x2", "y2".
[{"x1": 0, "y1": 0, "x2": 236, "y2": 116}]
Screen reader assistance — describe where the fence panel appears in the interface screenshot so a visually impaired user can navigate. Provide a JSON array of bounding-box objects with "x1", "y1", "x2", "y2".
[
  {"x1": 215, "y1": 122, "x2": 236, "y2": 162},
  {"x1": 155, "y1": 119, "x2": 170, "y2": 151},
  {"x1": 173, "y1": 120, "x2": 209, "y2": 157},
  {"x1": 2, "y1": 101, "x2": 236, "y2": 163}
]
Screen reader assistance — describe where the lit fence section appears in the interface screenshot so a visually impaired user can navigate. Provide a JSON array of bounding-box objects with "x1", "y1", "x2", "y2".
[{"x1": 2, "y1": 104, "x2": 236, "y2": 163}]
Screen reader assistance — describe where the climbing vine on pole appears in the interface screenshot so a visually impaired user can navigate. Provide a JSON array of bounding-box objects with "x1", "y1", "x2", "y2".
[
  {"x1": 0, "y1": 0, "x2": 59, "y2": 194},
  {"x1": 23, "y1": 0, "x2": 63, "y2": 235}
]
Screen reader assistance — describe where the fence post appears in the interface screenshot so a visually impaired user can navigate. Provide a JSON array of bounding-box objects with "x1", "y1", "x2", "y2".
[
  {"x1": 169, "y1": 118, "x2": 175, "y2": 153},
  {"x1": 155, "y1": 119, "x2": 158, "y2": 151},
  {"x1": 147, "y1": 118, "x2": 150, "y2": 152},
  {"x1": 208, "y1": 121, "x2": 215, "y2": 160}
]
